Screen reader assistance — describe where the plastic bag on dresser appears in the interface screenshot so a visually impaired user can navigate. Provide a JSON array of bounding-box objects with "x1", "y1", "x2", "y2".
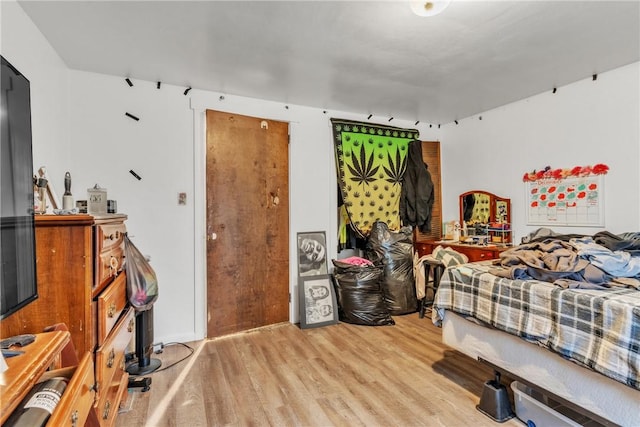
[
  {"x1": 365, "y1": 221, "x2": 417, "y2": 315},
  {"x1": 124, "y1": 235, "x2": 159, "y2": 311},
  {"x1": 332, "y1": 260, "x2": 394, "y2": 326}
]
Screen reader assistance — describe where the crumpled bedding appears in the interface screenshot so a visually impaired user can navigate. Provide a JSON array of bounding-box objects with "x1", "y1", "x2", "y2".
[
  {"x1": 569, "y1": 236, "x2": 640, "y2": 277},
  {"x1": 491, "y1": 230, "x2": 640, "y2": 289},
  {"x1": 594, "y1": 230, "x2": 640, "y2": 254},
  {"x1": 490, "y1": 239, "x2": 609, "y2": 288},
  {"x1": 523, "y1": 228, "x2": 640, "y2": 254}
]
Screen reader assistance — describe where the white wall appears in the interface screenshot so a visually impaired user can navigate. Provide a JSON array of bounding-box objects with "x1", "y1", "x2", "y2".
[
  {"x1": 6, "y1": 1, "x2": 639, "y2": 344},
  {"x1": 66, "y1": 73, "x2": 196, "y2": 343},
  {"x1": 440, "y1": 62, "x2": 640, "y2": 243},
  {"x1": 1, "y1": 1, "x2": 70, "y2": 185},
  {"x1": 2, "y1": 0, "x2": 444, "y2": 344},
  {"x1": 66, "y1": 76, "x2": 440, "y2": 343}
]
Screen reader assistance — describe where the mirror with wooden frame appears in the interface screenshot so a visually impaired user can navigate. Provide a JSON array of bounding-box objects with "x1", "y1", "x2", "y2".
[{"x1": 459, "y1": 190, "x2": 511, "y2": 244}]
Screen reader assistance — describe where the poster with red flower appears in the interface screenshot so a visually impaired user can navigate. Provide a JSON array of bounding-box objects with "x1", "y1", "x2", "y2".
[{"x1": 524, "y1": 165, "x2": 606, "y2": 226}]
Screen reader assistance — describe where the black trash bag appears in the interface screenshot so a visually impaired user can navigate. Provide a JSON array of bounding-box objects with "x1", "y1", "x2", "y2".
[
  {"x1": 365, "y1": 221, "x2": 417, "y2": 315},
  {"x1": 124, "y1": 235, "x2": 159, "y2": 311},
  {"x1": 331, "y1": 260, "x2": 395, "y2": 326}
]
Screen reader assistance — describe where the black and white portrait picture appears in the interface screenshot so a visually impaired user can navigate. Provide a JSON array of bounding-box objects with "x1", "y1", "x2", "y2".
[
  {"x1": 299, "y1": 276, "x2": 338, "y2": 328},
  {"x1": 297, "y1": 231, "x2": 328, "y2": 277}
]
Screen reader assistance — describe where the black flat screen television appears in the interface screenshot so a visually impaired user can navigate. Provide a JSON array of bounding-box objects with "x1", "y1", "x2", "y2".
[{"x1": 1, "y1": 55, "x2": 38, "y2": 319}]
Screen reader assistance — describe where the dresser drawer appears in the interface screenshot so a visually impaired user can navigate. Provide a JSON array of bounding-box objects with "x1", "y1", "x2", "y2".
[
  {"x1": 96, "y1": 367, "x2": 128, "y2": 426},
  {"x1": 95, "y1": 222, "x2": 126, "y2": 290},
  {"x1": 46, "y1": 352, "x2": 96, "y2": 427},
  {"x1": 456, "y1": 247, "x2": 497, "y2": 262},
  {"x1": 415, "y1": 240, "x2": 504, "y2": 263},
  {"x1": 414, "y1": 242, "x2": 436, "y2": 257},
  {"x1": 96, "y1": 273, "x2": 127, "y2": 346},
  {"x1": 95, "y1": 307, "x2": 134, "y2": 407}
]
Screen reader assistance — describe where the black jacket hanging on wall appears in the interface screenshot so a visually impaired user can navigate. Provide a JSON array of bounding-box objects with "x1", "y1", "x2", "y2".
[{"x1": 400, "y1": 140, "x2": 435, "y2": 232}]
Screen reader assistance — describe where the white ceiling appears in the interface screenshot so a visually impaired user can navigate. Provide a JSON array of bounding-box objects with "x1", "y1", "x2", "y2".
[{"x1": 17, "y1": 1, "x2": 640, "y2": 124}]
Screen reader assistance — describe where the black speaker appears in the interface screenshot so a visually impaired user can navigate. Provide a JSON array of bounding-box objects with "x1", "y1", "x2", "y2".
[{"x1": 126, "y1": 307, "x2": 161, "y2": 375}]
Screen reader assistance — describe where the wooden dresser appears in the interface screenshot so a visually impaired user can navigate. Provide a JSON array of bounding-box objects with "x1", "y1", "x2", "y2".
[
  {"x1": 415, "y1": 240, "x2": 509, "y2": 262},
  {"x1": 0, "y1": 331, "x2": 95, "y2": 426},
  {"x1": 0, "y1": 214, "x2": 133, "y2": 426}
]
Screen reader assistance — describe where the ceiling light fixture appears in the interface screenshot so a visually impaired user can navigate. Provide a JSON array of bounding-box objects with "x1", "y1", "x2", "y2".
[{"x1": 410, "y1": 1, "x2": 451, "y2": 17}]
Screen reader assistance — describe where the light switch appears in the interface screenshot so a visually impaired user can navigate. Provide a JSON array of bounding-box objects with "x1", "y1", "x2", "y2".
[{"x1": 178, "y1": 192, "x2": 187, "y2": 205}]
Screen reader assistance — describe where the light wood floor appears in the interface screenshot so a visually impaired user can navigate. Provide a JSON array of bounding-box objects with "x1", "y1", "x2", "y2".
[{"x1": 116, "y1": 313, "x2": 523, "y2": 427}]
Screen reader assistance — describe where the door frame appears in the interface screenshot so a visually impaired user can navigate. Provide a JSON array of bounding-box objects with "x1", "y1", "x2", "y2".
[{"x1": 191, "y1": 103, "x2": 295, "y2": 340}]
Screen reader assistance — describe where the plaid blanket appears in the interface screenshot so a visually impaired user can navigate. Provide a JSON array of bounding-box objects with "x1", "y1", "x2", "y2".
[{"x1": 432, "y1": 262, "x2": 640, "y2": 390}]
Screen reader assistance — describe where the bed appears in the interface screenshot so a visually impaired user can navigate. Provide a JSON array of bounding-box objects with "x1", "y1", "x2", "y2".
[{"x1": 432, "y1": 260, "x2": 640, "y2": 426}]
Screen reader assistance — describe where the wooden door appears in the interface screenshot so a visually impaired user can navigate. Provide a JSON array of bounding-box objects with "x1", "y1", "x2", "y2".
[
  {"x1": 414, "y1": 141, "x2": 442, "y2": 241},
  {"x1": 205, "y1": 110, "x2": 289, "y2": 338}
]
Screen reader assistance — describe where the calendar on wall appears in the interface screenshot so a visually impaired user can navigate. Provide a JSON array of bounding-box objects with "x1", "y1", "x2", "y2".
[{"x1": 524, "y1": 165, "x2": 607, "y2": 227}]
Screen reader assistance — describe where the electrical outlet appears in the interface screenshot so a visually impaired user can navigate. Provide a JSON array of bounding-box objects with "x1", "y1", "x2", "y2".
[{"x1": 178, "y1": 192, "x2": 187, "y2": 205}]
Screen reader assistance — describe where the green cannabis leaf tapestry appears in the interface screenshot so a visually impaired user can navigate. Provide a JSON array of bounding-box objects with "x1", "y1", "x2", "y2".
[{"x1": 331, "y1": 118, "x2": 419, "y2": 238}]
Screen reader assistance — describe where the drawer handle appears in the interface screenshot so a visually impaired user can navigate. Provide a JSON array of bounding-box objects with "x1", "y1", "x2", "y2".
[
  {"x1": 105, "y1": 231, "x2": 121, "y2": 240},
  {"x1": 103, "y1": 400, "x2": 111, "y2": 420},
  {"x1": 71, "y1": 410, "x2": 79, "y2": 427},
  {"x1": 128, "y1": 318, "x2": 135, "y2": 333},
  {"x1": 106, "y1": 348, "x2": 115, "y2": 368},
  {"x1": 107, "y1": 302, "x2": 117, "y2": 318}
]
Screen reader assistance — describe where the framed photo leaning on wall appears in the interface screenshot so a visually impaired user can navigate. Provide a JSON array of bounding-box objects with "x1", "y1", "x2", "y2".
[
  {"x1": 296, "y1": 231, "x2": 329, "y2": 277},
  {"x1": 299, "y1": 275, "x2": 338, "y2": 329}
]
